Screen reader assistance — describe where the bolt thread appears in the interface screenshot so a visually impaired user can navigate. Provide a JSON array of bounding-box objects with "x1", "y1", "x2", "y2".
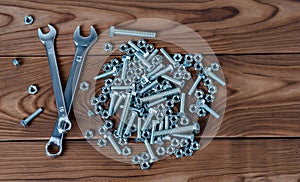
[
  {"x1": 108, "y1": 134, "x2": 122, "y2": 155},
  {"x1": 207, "y1": 71, "x2": 226, "y2": 86},
  {"x1": 113, "y1": 94, "x2": 125, "y2": 115},
  {"x1": 139, "y1": 80, "x2": 158, "y2": 94},
  {"x1": 144, "y1": 139, "x2": 156, "y2": 160},
  {"x1": 147, "y1": 64, "x2": 165, "y2": 78},
  {"x1": 188, "y1": 76, "x2": 202, "y2": 95},
  {"x1": 108, "y1": 92, "x2": 118, "y2": 116},
  {"x1": 117, "y1": 94, "x2": 132, "y2": 136},
  {"x1": 128, "y1": 40, "x2": 145, "y2": 54},
  {"x1": 150, "y1": 65, "x2": 173, "y2": 80},
  {"x1": 140, "y1": 88, "x2": 180, "y2": 103},
  {"x1": 94, "y1": 69, "x2": 114, "y2": 80},
  {"x1": 146, "y1": 49, "x2": 159, "y2": 62},
  {"x1": 148, "y1": 97, "x2": 167, "y2": 107},
  {"x1": 134, "y1": 52, "x2": 151, "y2": 69},
  {"x1": 154, "y1": 124, "x2": 195, "y2": 136},
  {"x1": 124, "y1": 111, "x2": 138, "y2": 135},
  {"x1": 180, "y1": 93, "x2": 186, "y2": 113},
  {"x1": 141, "y1": 110, "x2": 155, "y2": 131},
  {"x1": 116, "y1": 29, "x2": 156, "y2": 38},
  {"x1": 160, "y1": 48, "x2": 177, "y2": 66},
  {"x1": 161, "y1": 75, "x2": 182, "y2": 87}
]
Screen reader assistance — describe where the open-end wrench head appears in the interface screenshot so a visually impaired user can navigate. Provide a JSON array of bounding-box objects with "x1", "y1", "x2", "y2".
[
  {"x1": 73, "y1": 26, "x2": 98, "y2": 47},
  {"x1": 37, "y1": 24, "x2": 57, "y2": 43}
]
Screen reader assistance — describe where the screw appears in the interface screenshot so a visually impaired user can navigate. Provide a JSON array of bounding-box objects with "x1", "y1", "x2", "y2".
[
  {"x1": 150, "y1": 64, "x2": 174, "y2": 80},
  {"x1": 12, "y1": 58, "x2": 21, "y2": 67},
  {"x1": 124, "y1": 111, "x2": 138, "y2": 137},
  {"x1": 110, "y1": 26, "x2": 156, "y2": 38},
  {"x1": 140, "y1": 88, "x2": 181, "y2": 103},
  {"x1": 104, "y1": 132, "x2": 122, "y2": 155},
  {"x1": 108, "y1": 91, "x2": 118, "y2": 116},
  {"x1": 138, "y1": 80, "x2": 158, "y2": 95},
  {"x1": 116, "y1": 93, "x2": 132, "y2": 136},
  {"x1": 94, "y1": 67, "x2": 118, "y2": 80},
  {"x1": 188, "y1": 73, "x2": 203, "y2": 96},
  {"x1": 164, "y1": 116, "x2": 169, "y2": 129},
  {"x1": 144, "y1": 138, "x2": 158, "y2": 163},
  {"x1": 179, "y1": 93, "x2": 186, "y2": 114},
  {"x1": 135, "y1": 117, "x2": 144, "y2": 142},
  {"x1": 160, "y1": 48, "x2": 179, "y2": 68},
  {"x1": 141, "y1": 108, "x2": 157, "y2": 131},
  {"x1": 161, "y1": 75, "x2": 185, "y2": 88},
  {"x1": 203, "y1": 67, "x2": 226, "y2": 86},
  {"x1": 197, "y1": 99, "x2": 220, "y2": 118},
  {"x1": 150, "y1": 120, "x2": 160, "y2": 144},
  {"x1": 154, "y1": 122, "x2": 200, "y2": 137},
  {"x1": 20, "y1": 107, "x2": 43, "y2": 127}
]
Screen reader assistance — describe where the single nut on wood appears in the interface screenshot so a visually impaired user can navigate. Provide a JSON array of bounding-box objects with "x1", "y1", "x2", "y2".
[
  {"x1": 12, "y1": 58, "x2": 21, "y2": 67},
  {"x1": 28, "y1": 85, "x2": 38, "y2": 95},
  {"x1": 24, "y1": 15, "x2": 34, "y2": 25},
  {"x1": 79, "y1": 81, "x2": 89, "y2": 91}
]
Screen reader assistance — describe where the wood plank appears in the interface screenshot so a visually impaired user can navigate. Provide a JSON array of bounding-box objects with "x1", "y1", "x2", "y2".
[
  {"x1": 0, "y1": 139, "x2": 300, "y2": 181},
  {"x1": 0, "y1": 54, "x2": 299, "y2": 140},
  {"x1": 0, "y1": 0, "x2": 299, "y2": 56}
]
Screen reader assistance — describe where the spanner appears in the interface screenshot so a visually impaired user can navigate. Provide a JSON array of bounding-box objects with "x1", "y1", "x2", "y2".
[{"x1": 38, "y1": 25, "x2": 98, "y2": 157}]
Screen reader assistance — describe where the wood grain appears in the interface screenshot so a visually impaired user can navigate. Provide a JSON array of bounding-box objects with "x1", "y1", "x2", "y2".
[
  {"x1": 0, "y1": 139, "x2": 300, "y2": 181},
  {"x1": 0, "y1": 0, "x2": 299, "y2": 56},
  {"x1": 0, "y1": 54, "x2": 299, "y2": 140}
]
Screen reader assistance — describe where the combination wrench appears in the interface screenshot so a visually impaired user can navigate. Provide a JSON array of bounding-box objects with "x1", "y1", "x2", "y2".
[{"x1": 38, "y1": 24, "x2": 98, "y2": 157}]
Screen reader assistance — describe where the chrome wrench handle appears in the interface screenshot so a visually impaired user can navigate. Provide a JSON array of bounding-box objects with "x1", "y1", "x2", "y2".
[{"x1": 64, "y1": 26, "x2": 98, "y2": 113}]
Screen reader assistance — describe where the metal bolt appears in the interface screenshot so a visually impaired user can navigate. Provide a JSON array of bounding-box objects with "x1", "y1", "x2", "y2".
[
  {"x1": 150, "y1": 64, "x2": 174, "y2": 80},
  {"x1": 138, "y1": 80, "x2": 158, "y2": 95},
  {"x1": 128, "y1": 40, "x2": 147, "y2": 56},
  {"x1": 111, "y1": 84, "x2": 135, "y2": 91},
  {"x1": 116, "y1": 93, "x2": 132, "y2": 136},
  {"x1": 110, "y1": 26, "x2": 156, "y2": 38},
  {"x1": 150, "y1": 120, "x2": 160, "y2": 144},
  {"x1": 164, "y1": 116, "x2": 169, "y2": 130},
  {"x1": 154, "y1": 122, "x2": 200, "y2": 137},
  {"x1": 161, "y1": 75, "x2": 185, "y2": 88},
  {"x1": 197, "y1": 99, "x2": 220, "y2": 118},
  {"x1": 188, "y1": 74, "x2": 203, "y2": 96},
  {"x1": 141, "y1": 108, "x2": 157, "y2": 131},
  {"x1": 104, "y1": 132, "x2": 122, "y2": 155},
  {"x1": 179, "y1": 93, "x2": 186, "y2": 114},
  {"x1": 108, "y1": 91, "x2": 118, "y2": 116},
  {"x1": 121, "y1": 55, "x2": 130, "y2": 80},
  {"x1": 204, "y1": 67, "x2": 226, "y2": 86},
  {"x1": 171, "y1": 133, "x2": 194, "y2": 141},
  {"x1": 144, "y1": 139, "x2": 158, "y2": 163},
  {"x1": 113, "y1": 93, "x2": 126, "y2": 115},
  {"x1": 160, "y1": 48, "x2": 179, "y2": 68},
  {"x1": 94, "y1": 67, "x2": 118, "y2": 80},
  {"x1": 140, "y1": 88, "x2": 181, "y2": 103},
  {"x1": 20, "y1": 107, "x2": 43, "y2": 127},
  {"x1": 12, "y1": 58, "x2": 21, "y2": 67},
  {"x1": 124, "y1": 111, "x2": 138, "y2": 137},
  {"x1": 146, "y1": 64, "x2": 165, "y2": 78},
  {"x1": 134, "y1": 52, "x2": 152, "y2": 70},
  {"x1": 146, "y1": 49, "x2": 159, "y2": 62},
  {"x1": 148, "y1": 97, "x2": 167, "y2": 108}
]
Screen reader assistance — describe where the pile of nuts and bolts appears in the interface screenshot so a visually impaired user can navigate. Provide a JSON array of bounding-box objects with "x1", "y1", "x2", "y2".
[{"x1": 84, "y1": 39, "x2": 225, "y2": 170}]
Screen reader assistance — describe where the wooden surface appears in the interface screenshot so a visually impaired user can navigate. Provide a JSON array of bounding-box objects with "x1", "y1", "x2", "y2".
[{"x1": 0, "y1": 0, "x2": 299, "y2": 181}]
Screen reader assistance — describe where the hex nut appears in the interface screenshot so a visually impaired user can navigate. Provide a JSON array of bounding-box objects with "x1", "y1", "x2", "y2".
[
  {"x1": 79, "y1": 81, "x2": 89, "y2": 91},
  {"x1": 12, "y1": 58, "x2": 21, "y2": 67},
  {"x1": 194, "y1": 62, "x2": 203, "y2": 71},
  {"x1": 97, "y1": 138, "x2": 107, "y2": 148},
  {"x1": 84, "y1": 129, "x2": 94, "y2": 140},
  {"x1": 197, "y1": 108, "x2": 207, "y2": 117},
  {"x1": 137, "y1": 39, "x2": 147, "y2": 48},
  {"x1": 132, "y1": 154, "x2": 141, "y2": 164},
  {"x1": 180, "y1": 139, "x2": 189, "y2": 148},
  {"x1": 204, "y1": 78, "x2": 213, "y2": 86},
  {"x1": 140, "y1": 152, "x2": 150, "y2": 161},
  {"x1": 174, "y1": 149, "x2": 184, "y2": 158},
  {"x1": 184, "y1": 148, "x2": 194, "y2": 157},
  {"x1": 104, "y1": 78, "x2": 113, "y2": 87},
  {"x1": 140, "y1": 161, "x2": 151, "y2": 170},
  {"x1": 104, "y1": 120, "x2": 114, "y2": 130},
  {"x1": 182, "y1": 71, "x2": 191, "y2": 80},
  {"x1": 155, "y1": 112, "x2": 165, "y2": 120},
  {"x1": 190, "y1": 141, "x2": 200, "y2": 151},
  {"x1": 28, "y1": 85, "x2": 38, "y2": 95},
  {"x1": 189, "y1": 104, "x2": 198, "y2": 113},
  {"x1": 165, "y1": 108, "x2": 173, "y2": 116},
  {"x1": 208, "y1": 85, "x2": 217, "y2": 94},
  {"x1": 156, "y1": 146, "x2": 166, "y2": 156},
  {"x1": 119, "y1": 43, "x2": 128, "y2": 53},
  {"x1": 101, "y1": 86, "x2": 111, "y2": 95},
  {"x1": 172, "y1": 95, "x2": 181, "y2": 103},
  {"x1": 24, "y1": 15, "x2": 34, "y2": 25},
  {"x1": 180, "y1": 116, "x2": 190, "y2": 126},
  {"x1": 118, "y1": 138, "x2": 128, "y2": 146},
  {"x1": 99, "y1": 94, "x2": 108, "y2": 103},
  {"x1": 98, "y1": 126, "x2": 107, "y2": 135},
  {"x1": 211, "y1": 62, "x2": 220, "y2": 72},
  {"x1": 173, "y1": 71, "x2": 183, "y2": 80},
  {"x1": 170, "y1": 138, "x2": 180, "y2": 147},
  {"x1": 103, "y1": 42, "x2": 113, "y2": 52},
  {"x1": 110, "y1": 58, "x2": 120, "y2": 67},
  {"x1": 151, "y1": 55, "x2": 163, "y2": 66},
  {"x1": 165, "y1": 100, "x2": 174, "y2": 108},
  {"x1": 126, "y1": 48, "x2": 135, "y2": 56},
  {"x1": 102, "y1": 63, "x2": 112, "y2": 72},
  {"x1": 142, "y1": 130, "x2": 151, "y2": 139},
  {"x1": 166, "y1": 146, "x2": 175, "y2": 155},
  {"x1": 90, "y1": 97, "x2": 100, "y2": 106},
  {"x1": 173, "y1": 53, "x2": 183, "y2": 62},
  {"x1": 87, "y1": 109, "x2": 95, "y2": 117},
  {"x1": 194, "y1": 90, "x2": 204, "y2": 99},
  {"x1": 205, "y1": 94, "x2": 215, "y2": 103},
  {"x1": 113, "y1": 78, "x2": 122, "y2": 86},
  {"x1": 121, "y1": 146, "x2": 131, "y2": 156},
  {"x1": 193, "y1": 54, "x2": 203, "y2": 62},
  {"x1": 101, "y1": 110, "x2": 110, "y2": 119},
  {"x1": 146, "y1": 44, "x2": 154, "y2": 53},
  {"x1": 94, "y1": 105, "x2": 103, "y2": 115}
]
